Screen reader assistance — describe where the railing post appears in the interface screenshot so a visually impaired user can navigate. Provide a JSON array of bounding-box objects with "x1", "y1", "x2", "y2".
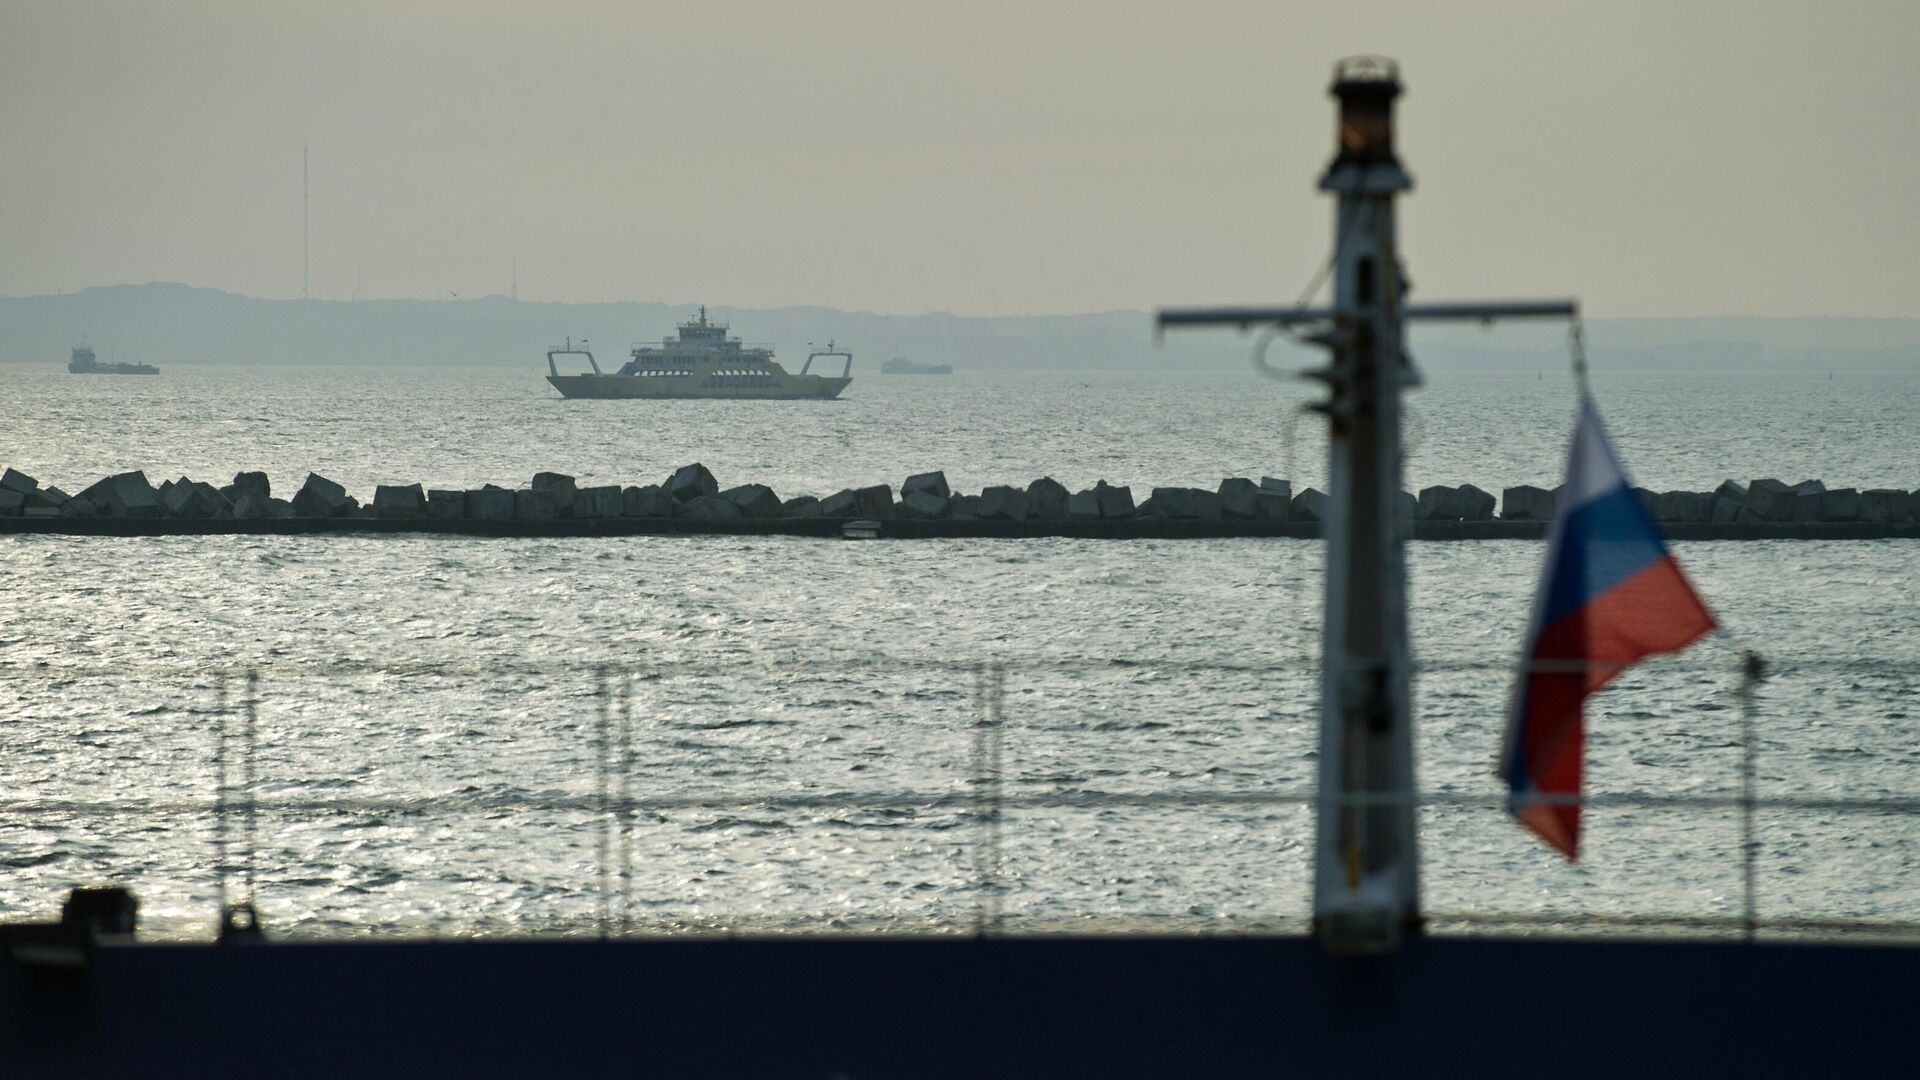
[
  {"x1": 216, "y1": 668, "x2": 262, "y2": 940},
  {"x1": 1738, "y1": 651, "x2": 1767, "y2": 942},
  {"x1": 616, "y1": 671, "x2": 633, "y2": 935},
  {"x1": 595, "y1": 665, "x2": 612, "y2": 938},
  {"x1": 212, "y1": 675, "x2": 230, "y2": 924},
  {"x1": 971, "y1": 663, "x2": 1007, "y2": 935}
]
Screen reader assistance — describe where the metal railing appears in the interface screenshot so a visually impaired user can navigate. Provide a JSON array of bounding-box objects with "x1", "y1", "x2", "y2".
[{"x1": 1, "y1": 654, "x2": 1915, "y2": 942}]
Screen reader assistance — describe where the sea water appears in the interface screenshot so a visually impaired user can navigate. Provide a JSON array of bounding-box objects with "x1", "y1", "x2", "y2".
[{"x1": 1, "y1": 364, "x2": 1915, "y2": 937}]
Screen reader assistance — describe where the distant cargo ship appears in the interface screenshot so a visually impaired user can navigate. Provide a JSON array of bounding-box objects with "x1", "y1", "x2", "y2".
[
  {"x1": 880, "y1": 357, "x2": 953, "y2": 375},
  {"x1": 69, "y1": 345, "x2": 157, "y2": 376},
  {"x1": 545, "y1": 307, "x2": 851, "y2": 400}
]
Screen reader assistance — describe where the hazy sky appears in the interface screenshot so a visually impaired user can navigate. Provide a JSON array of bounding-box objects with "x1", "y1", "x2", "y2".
[{"x1": 3, "y1": 1, "x2": 1916, "y2": 317}]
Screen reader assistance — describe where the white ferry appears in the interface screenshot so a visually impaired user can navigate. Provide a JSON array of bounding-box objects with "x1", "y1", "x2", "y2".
[{"x1": 545, "y1": 307, "x2": 851, "y2": 400}]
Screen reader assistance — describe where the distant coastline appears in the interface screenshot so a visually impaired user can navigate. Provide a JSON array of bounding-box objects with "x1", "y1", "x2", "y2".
[{"x1": 2, "y1": 283, "x2": 1917, "y2": 372}]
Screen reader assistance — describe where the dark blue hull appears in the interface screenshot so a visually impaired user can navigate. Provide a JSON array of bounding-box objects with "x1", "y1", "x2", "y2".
[{"x1": 5, "y1": 934, "x2": 1915, "y2": 1078}]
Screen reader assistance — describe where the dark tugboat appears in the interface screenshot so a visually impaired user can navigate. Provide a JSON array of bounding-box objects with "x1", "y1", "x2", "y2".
[{"x1": 68, "y1": 345, "x2": 158, "y2": 376}]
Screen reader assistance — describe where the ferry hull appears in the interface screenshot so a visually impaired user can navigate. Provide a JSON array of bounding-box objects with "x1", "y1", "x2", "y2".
[{"x1": 549, "y1": 374, "x2": 850, "y2": 400}]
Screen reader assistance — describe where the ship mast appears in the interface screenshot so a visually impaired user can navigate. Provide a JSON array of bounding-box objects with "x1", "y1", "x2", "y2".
[{"x1": 1158, "y1": 57, "x2": 1575, "y2": 954}]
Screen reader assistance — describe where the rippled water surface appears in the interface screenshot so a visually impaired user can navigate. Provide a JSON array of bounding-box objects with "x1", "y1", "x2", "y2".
[{"x1": 1, "y1": 364, "x2": 1916, "y2": 938}]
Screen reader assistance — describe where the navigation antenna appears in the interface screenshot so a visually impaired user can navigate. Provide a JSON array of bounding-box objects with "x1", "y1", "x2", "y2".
[{"x1": 1157, "y1": 57, "x2": 1577, "y2": 955}]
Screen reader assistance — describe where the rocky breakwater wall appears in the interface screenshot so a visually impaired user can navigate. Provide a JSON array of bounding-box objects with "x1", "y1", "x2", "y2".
[
  {"x1": 1, "y1": 465, "x2": 1915, "y2": 540},
  {"x1": 1486, "y1": 479, "x2": 1920, "y2": 539}
]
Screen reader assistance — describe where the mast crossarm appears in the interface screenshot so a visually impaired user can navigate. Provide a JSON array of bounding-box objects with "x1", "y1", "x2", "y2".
[{"x1": 1155, "y1": 298, "x2": 1577, "y2": 333}]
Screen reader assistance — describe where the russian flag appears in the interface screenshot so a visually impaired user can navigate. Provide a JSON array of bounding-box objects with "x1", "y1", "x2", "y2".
[{"x1": 1500, "y1": 396, "x2": 1716, "y2": 859}]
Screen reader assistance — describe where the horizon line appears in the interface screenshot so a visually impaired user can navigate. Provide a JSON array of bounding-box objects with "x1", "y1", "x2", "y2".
[{"x1": 4, "y1": 281, "x2": 1920, "y2": 324}]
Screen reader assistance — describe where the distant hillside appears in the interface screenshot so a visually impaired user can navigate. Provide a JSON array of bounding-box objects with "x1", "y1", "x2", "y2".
[{"x1": 2, "y1": 284, "x2": 1915, "y2": 372}]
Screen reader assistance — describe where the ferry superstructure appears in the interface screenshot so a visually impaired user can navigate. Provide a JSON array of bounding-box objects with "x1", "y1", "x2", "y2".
[{"x1": 545, "y1": 307, "x2": 850, "y2": 400}]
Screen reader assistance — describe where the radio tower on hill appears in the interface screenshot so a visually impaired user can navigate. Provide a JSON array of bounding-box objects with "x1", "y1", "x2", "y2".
[{"x1": 303, "y1": 141, "x2": 310, "y2": 300}]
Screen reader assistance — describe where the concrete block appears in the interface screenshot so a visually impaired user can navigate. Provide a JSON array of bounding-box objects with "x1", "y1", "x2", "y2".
[
  {"x1": 1218, "y1": 478, "x2": 1260, "y2": 520},
  {"x1": 901, "y1": 471, "x2": 950, "y2": 500},
  {"x1": 780, "y1": 496, "x2": 822, "y2": 519},
  {"x1": 230, "y1": 493, "x2": 272, "y2": 520},
  {"x1": 1093, "y1": 481, "x2": 1133, "y2": 519},
  {"x1": 572, "y1": 485, "x2": 621, "y2": 519},
  {"x1": 667, "y1": 463, "x2": 718, "y2": 505},
  {"x1": 195, "y1": 482, "x2": 233, "y2": 519},
  {"x1": 1709, "y1": 480, "x2": 1748, "y2": 522},
  {"x1": 1818, "y1": 488, "x2": 1859, "y2": 522},
  {"x1": 1791, "y1": 480, "x2": 1826, "y2": 495},
  {"x1": 1657, "y1": 492, "x2": 1710, "y2": 523},
  {"x1": 58, "y1": 495, "x2": 99, "y2": 518},
  {"x1": 1791, "y1": 490, "x2": 1825, "y2": 522},
  {"x1": 23, "y1": 505, "x2": 61, "y2": 518},
  {"x1": 0, "y1": 489, "x2": 23, "y2": 515},
  {"x1": 531, "y1": 472, "x2": 577, "y2": 517},
  {"x1": 856, "y1": 484, "x2": 894, "y2": 518},
  {"x1": 292, "y1": 473, "x2": 353, "y2": 518},
  {"x1": 677, "y1": 494, "x2": 746, "y2": 524},
  {"x1": 1502, "y1": 485, "x2": 1554, "y2": 521},
  {"x1": 820, "y1": 485, "x2": 892, "y2": 519},
  {"x1": 622, "y1": 485, "x2": 673, "y2": 518},
  {"x1": 1631, "y1": 488, "x2": 1658, "y2": 519},
  {"x1": 1134, "y1": 488, "x2": 1168, "y2": 519},
  {"x1": 101, "y1": 471, "x2": 162, "y2": 518},
  {"x1": 1398, "y1": 492, "x2": 1418, "y2": 522},
  {"x1": 1417, "y1": 486, "x2": 1463, "y2": 521},
  {"x1": 977, "y1": 485, "x2": 1030, "y2": 520},
  {"x1": 1, "y1": 468, "x2": 38, "y2": 495},
  {"x1": 467, "y1": 488, "x2": 515, "y2": 521},
  {"x1": 1027, "y1": 477, "x2": 1069, "y2": 520},
  {"x1": 1710, "y1": 497, "x2": 1744, "y2": 524},
  {"x1": 265, "y1": 498, "x2": 296, "y2": 519},
  {"x1": 1259, "y1": 477, "x2": 1292, "y2": 498},
  {"x1": 1457, "y1": 484, "x2": 1496, "y2": 521},
  {"x1": 426, "y1": 489, "x2": 468, "y2": 519},
  {"x1": 79, "y1": 475, "x2": 117, "y2": 507},
  {"x1": 164, "y1": 478, "x2": 220, "y2": 519},
  {"x1": 1254, "y1": 491, "x2": 1290, "y2": 522},
  {"x1": 948, "y1": 494, "x2": 982, "y2": 519},
  {"x1": 1292, "y1": 488, "x2": 1327, "y2": 522},
  {"x1": 1747, "y1": 479, "x2": 1795, "y2": 521},
  {"x1": 820, "y1": 489, "x2": 861, "y2": 518},
  {"x1": 1066, "y1": 490, "x2": 1100, "y2": 520},
  {"x1": 1143, "y1": 487, "x2": 1222, "y2": 520},
  {"x1": 230, "y1": 471, "x2": 271, "y2": 499},
  {"x1": 898, "y1": 491, "x2": 950, "y2": 519},
  {"x1": 514, "y1": 490, "x2": 557, "y2": 520},
  {"x1": 41, "y1": 486, "x2": 69, "y2": 504},
  {"x1": 721, "y1": 484, "x2": 781, "y2": 519},
  {"x1": 1859, "y1": 489, "x2": 1912, "y2": 523},
  {"x1": 374, "y1": 483, "x2": 426, "y2": 519}
]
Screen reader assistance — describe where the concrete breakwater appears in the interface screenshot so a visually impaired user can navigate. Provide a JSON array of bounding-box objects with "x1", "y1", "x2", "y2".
[{"x1": 1, "y1": 466, "x2": 1916, "y2": 540}]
